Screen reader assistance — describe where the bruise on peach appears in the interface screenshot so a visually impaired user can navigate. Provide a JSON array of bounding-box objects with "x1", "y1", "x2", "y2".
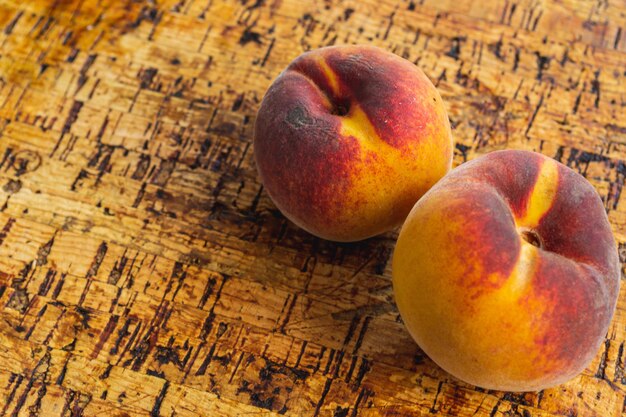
[{"x1": 254, "y1": 70, "x2": 359, "y2": 228}]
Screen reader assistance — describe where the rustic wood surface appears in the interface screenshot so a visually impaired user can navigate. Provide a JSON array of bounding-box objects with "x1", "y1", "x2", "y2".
[{"x1": 0, "y1": 0, "x2": 624, "y2": 416}]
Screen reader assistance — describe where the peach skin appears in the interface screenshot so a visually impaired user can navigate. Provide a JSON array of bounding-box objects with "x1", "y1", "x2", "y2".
[
  {"x1": 254, "y1": 45, "x2": 453, "y2": 241},
  {"x1": 392, "y1": 150, "x2": 620, "y2": 392}
]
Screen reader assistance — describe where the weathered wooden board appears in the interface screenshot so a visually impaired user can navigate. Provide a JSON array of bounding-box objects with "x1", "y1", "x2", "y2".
[{"x1": 0, "y1": 0, "x2": 624, "y2": 415}]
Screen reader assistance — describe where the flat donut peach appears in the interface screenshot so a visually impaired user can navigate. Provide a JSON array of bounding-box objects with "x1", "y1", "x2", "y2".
[
  {"x1": 392, "y1": 149, "x2": 620, "y2": 391},
  {"x1": 254, "y1": 45, "x2": 453, "y2": 241}
]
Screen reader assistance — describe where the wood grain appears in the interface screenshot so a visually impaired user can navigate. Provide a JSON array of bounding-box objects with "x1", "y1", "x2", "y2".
[{"x1": 0, "y1": 0, "x2": 624, "y2": 415}]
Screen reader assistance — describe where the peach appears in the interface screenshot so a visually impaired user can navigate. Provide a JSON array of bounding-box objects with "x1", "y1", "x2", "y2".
[
  {"x1": 392, "y1": 150, "x2": 620, "y2": 391},
  {"x1": 254, "y1": 45, "x2": 453, "y2": 241}
]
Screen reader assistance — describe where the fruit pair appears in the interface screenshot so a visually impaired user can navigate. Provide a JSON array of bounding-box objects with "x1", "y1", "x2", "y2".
[{"x1": 253, "y1": 45, "x2": 620, "y2": 392}]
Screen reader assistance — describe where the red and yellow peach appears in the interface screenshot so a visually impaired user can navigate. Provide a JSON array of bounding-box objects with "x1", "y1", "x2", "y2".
[
  {"x1": 392, "y1": 150, "x2": 620, "y2": 391},
  {"x1": 254, "y1": 45, "x2": 453, "y2": 241}
]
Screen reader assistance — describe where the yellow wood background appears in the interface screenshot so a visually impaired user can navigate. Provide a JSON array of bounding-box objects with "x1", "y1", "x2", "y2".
[{"x1": 0, "y1": 0, "x2": 624, "y2": 415}]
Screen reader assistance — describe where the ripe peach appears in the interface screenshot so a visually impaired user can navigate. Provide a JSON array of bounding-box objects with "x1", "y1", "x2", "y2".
[
  {"x1": 392, "y1": 150, "x2": 620, "y2": 391},
  {"x1": 254, "y1": 45, "x2": 453, "y2": 241}
]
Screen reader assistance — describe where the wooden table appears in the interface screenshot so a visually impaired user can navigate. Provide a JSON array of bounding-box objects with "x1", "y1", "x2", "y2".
[{"x1": 0, "y1": 0, "x2": 624, "y2": 415}]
